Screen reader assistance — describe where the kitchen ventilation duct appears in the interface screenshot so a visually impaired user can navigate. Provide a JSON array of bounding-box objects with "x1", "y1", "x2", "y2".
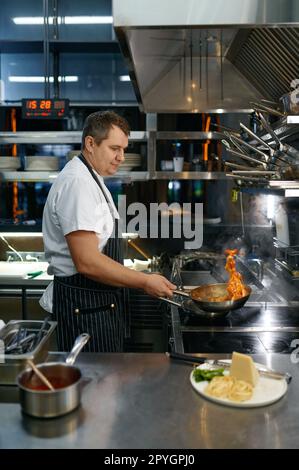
[{"x1": 113, "y1": 0, "x2": 299, "y2": 113}]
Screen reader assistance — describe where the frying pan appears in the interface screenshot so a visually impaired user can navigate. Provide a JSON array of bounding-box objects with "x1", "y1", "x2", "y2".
[{"x1": 159, "y1": 283, "x2": 252, "y2": 318}]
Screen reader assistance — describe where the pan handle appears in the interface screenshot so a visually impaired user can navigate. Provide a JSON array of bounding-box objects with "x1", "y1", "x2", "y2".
[
  {"x1": 173, "y1": 289, "x2": 190, "y2": 297},
  {"x1": 158, "y1": 296, "x2": 183, "y2": 307}
]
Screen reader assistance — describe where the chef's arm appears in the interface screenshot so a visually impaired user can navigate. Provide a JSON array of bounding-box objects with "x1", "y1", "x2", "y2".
[{"x1": 65, "y1": 230, "x2": 175, "y2": 297}]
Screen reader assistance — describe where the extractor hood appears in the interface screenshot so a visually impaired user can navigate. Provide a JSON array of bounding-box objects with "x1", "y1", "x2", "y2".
[{"x1": 113, "y1": 0, "x2": 299, "y2": 113}]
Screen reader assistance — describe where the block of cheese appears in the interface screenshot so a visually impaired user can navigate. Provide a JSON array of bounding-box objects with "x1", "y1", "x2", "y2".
[{"x1": 230, "y1": 352, "x2": 259, "y2": 386}]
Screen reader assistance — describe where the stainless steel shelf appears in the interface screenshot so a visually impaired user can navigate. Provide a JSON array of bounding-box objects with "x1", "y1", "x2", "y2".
[
  {"x1": 0, "y1": 131, "x2": 148, "y2": 144},
  {"x1": 156, "y1": 131, "x2": 224, "y2": 140},
  {"x1": 154, "y1": 171, "x2": 228, "y2": 180},
  {"x1": 105, "y1": 171, "x2": 150, "y2": 182},
  {"x1": 1, "y1": 170, "x2": 298, "y2": 185},
  {"x1": 0, "y1": 171, "x2": 59, "y2": 182},
  {"x1": 0, "y1": 171, "x2": 150, "y2": 183}
]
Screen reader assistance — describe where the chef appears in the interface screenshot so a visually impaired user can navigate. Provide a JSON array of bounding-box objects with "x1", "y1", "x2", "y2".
[{"x1": 40, "y1": 111, "x2": 175, "y2": 352}]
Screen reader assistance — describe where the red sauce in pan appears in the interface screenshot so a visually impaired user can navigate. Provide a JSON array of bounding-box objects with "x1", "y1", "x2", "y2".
[{"x1": 25, "y1": 377, "x2": 70, "y2": 391}]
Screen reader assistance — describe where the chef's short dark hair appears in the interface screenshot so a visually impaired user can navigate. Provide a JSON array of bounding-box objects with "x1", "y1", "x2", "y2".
[{"x1": 81, "y1": 111, "x2": 130, "y2": 150}]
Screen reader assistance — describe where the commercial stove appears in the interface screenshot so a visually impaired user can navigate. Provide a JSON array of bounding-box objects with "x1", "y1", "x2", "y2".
[{"x1": 169, "y1": 252, "x2": 299, "y2": 354}]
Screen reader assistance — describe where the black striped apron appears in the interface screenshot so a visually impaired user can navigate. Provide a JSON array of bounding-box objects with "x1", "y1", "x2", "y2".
[{"x1": 52, "y1": 154, "x2": 129, "y2": 352}]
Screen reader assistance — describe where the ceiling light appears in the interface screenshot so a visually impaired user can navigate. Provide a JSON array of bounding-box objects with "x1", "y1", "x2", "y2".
[
  {"x1": 64, "y1": 16, "x2": 113, "y2": 24},
  {"x1": 13, "y1": 16, "x2": 113, "y2": 25},
  {"x1": 119, "y1": 75, "x2": 130, "y2": 82},
  {"x1": 9, "y1": 76, "x2": 78, "y2": 83},
  {"x1": 13, "y1": 17, "x2": 44, "y2": 25}
]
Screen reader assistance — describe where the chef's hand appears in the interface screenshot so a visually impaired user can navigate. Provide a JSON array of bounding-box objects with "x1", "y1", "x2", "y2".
[{"x1": 143, "y1": 274, "x2": 176, "y2": 298}]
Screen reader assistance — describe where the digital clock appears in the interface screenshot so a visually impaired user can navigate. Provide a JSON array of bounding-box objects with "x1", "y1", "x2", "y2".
[{"x1": 22, "y1": 99, "x2": 69, "y2": 119}]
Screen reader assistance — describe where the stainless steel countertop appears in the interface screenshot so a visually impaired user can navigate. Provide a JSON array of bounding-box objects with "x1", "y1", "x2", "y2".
[
  {"x1": 0, "y1": 277, "x2": 52, "y2": 287},
  {"x1": 0, "y1": 352, "x2": 298, "y2": 449}
]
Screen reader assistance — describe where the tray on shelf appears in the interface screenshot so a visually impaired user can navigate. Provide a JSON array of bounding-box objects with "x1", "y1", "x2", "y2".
[{"x1": 0, "y1": 320, "x2": 57, "y2": 385}]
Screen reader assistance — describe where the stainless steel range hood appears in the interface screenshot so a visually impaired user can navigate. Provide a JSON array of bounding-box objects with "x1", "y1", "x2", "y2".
[{"x1": 113, "y1": 0, "x2": 299, "y2": 113}]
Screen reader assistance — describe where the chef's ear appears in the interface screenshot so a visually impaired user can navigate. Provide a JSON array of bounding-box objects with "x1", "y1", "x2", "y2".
[{"x1": 84, "y1": 135, "x2": 94, "y2": 152}]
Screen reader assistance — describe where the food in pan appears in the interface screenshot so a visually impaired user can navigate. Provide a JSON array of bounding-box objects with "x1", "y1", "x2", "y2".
[
  {"x1": 204, "y1": 351, "x2": 259, "y2": 402},
  {"x1": 192, "y1": 249, "x2": 248, "y2": 302},
  {"x1": 225, "y1": 249, "x2": 248, "y2": 300}
]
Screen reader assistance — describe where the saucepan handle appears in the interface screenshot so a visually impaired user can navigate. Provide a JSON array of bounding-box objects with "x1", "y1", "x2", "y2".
[{"x1": 65, "y1": 333, "x2": 91, "y2": 365}]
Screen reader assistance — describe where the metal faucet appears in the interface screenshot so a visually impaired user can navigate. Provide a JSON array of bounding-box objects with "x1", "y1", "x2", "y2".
[{"x1": 26, "y1": 254, "x2": 39, "y2": 262}]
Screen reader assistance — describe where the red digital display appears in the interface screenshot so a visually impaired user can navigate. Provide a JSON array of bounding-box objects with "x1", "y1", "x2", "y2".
[{"x1": 22, "y1": 99, "x2": 69, "y2": 119}]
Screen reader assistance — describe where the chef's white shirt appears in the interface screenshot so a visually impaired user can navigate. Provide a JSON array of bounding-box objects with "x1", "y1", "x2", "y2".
[{"x1": 40, "y1": 156, "x2": 119, "y2": 313}]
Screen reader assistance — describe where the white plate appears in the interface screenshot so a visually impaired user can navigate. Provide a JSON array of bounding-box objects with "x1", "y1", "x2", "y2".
[{"x1": 190, "y1": 360, "x2": 288, "y2": 408}]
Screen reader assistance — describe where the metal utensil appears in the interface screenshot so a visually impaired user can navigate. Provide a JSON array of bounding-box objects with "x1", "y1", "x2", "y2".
[
  {"x1": 166, "y1": 352, "x2": 292, "y2": 383},
  {"x1": 31, "y1": 316, "x2": 50, "y2": 351},
  {"x1": 257, "y1": 113, "x2": 299, "y2": 161},
  {"x1": 230, "y1": 133, "x2": 271, "y2": 163},
  {"x1": 224, "y1": 132, "x2": 249, "y2": 156},
  {"x1": 250, "y1": 101, "x2": 285, "y2": 117},
  {"x1": 256, "y1": 111, "x2": 281, "y2": 148},
  {"x1": 226, "y1": 148, "x2": 267, "y2": 169},
  {"x1": 5, "y1": 332, "x2": 36, "y2": 354},
  {"x1": 225, "y1": 161, "x2": 254, "y2": 170},
  {"x1": 240, "y1": 122, "x2": 275, "y2": 154},
  {"x1": 231, "y1": 170, "x2": 277, "y2": 176},
  {"x1": 246, "y1": 117, "x2": 289, "y2": 169},
  {"x1": 226, "y1": 174, "x2": 269, "y2": 184},
  {"x1": 211, "y1": 123, "x2": 240, "y2": 134}
]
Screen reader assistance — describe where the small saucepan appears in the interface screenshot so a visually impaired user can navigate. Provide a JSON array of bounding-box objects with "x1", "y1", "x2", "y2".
[
  {"x1": 160, "y1": 283, "x2": 252, "y2": 319},
  {"x1": 17, "y1": 333, "x2": 90, "y2": 418}
]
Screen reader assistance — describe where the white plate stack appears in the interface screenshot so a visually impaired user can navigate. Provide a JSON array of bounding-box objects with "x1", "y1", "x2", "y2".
[
  {"x1": 0, "y1": 157, "x2": 21, "y2": 170},
  {"x1": 24, "y1": 156, "x2": 60, "y2": 171},
  {"x1": 118, "y1": 153, "x2": 142, "y2": 172}
]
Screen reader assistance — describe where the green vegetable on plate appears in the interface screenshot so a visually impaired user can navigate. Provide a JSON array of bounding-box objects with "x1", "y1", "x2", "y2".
[{"x1": 192, "y1": 368, "x2": 225, "y2": 382}]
